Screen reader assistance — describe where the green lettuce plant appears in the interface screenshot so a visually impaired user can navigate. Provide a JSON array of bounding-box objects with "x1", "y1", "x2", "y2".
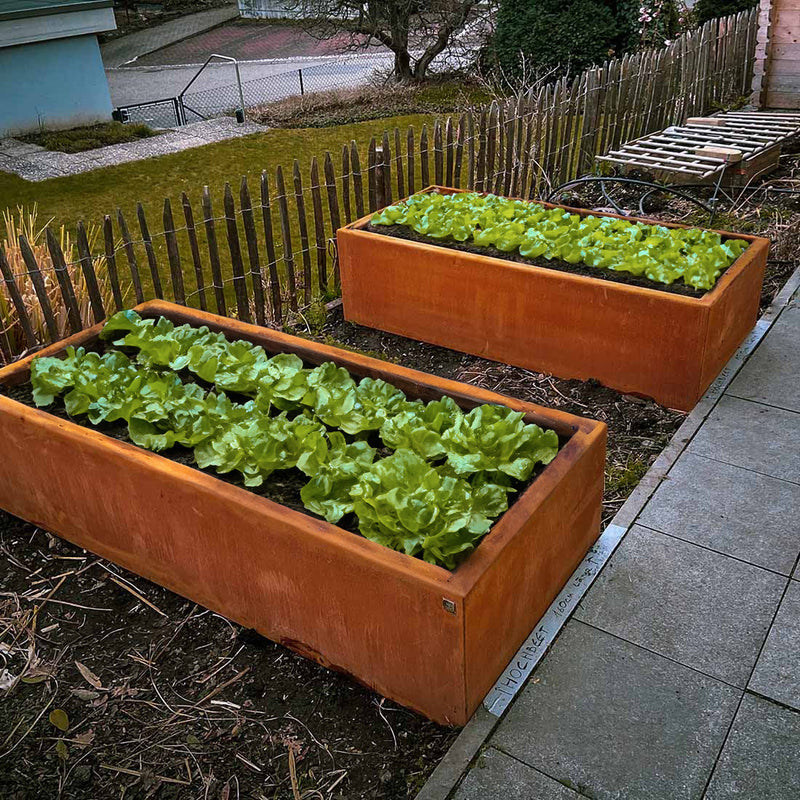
[
  {"x1": 372, "y1": 191, "x2": 748, "y2": 290},
  {"x1": 379, "y1": 395, "x2": 462, "y2": 459},
  {"x1": 441, "y1": 405, "x2": 559, "y2": 481},
  {"x1": 350, "y1": 449, "x2": 509, "y2": 569},
  {"x1": 29, "y1": 314, "x2": 564, "y2": 569},
  {"x1": 300, "y1": 432, "x2": 377, "y2": 523}
]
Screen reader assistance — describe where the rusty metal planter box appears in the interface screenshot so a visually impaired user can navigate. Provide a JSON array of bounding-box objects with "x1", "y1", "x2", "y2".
[
  {"x1": 338, "y1": 187, "x2": 770, "y2": 411},
  {"x1": 0, "y1": 301, "x2": 606, "y2": 726}
]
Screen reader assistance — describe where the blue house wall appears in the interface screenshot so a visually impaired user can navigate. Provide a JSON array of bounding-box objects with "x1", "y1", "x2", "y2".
[{"x1": 0, "y1": 34, "x2": 112, "y2": 135}]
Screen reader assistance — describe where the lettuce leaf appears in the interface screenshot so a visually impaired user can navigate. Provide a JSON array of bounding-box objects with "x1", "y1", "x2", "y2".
[
  {"x1": 300, "y1": 432, "x2": 377, "y2": 522},
  {"x1": 379, "y1": 395, "x2": 462, "y2": 459},
  {"x1": 441, "y1": 404, "x2": 559, "y2": 481},
  {"x1": 351, "y1": 449, "x2": 505, "y2": 569},
  {"x1": 371, "y1": 191, "x2": 748, "y2": 290}
]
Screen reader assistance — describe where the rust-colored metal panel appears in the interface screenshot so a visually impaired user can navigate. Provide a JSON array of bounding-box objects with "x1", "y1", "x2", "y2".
[
  {"x1": 461, "y1": 422, "x2": 607, "y2": 711},
  {"x1": 338, "y1": 187, "x2": 769, "y2": 411},
  {"x1": 699, "y1": 237, "x2": 768, "y2": 393},
  {"x1": 0, "y1": 301, "x2": 605, "y2": 726}
]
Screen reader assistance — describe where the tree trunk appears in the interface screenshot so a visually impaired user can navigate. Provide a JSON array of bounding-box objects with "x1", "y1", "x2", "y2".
[{"x1": 393, "y1": 47, "x2": 414, "y2": 81}]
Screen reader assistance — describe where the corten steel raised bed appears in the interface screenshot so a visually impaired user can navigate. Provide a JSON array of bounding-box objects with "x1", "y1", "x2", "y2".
[
  {"x1": 0, "y1": 300, "x2": 605, "y2": 726},
  {"x1": 338, "y1": 186, "x2": 770, "y2": 411}
]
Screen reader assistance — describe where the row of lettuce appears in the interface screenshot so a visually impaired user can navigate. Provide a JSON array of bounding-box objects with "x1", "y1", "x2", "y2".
[
  {"x1": 30, "y1": 311, "x2": 560, "y2": 569},
  {"x1": 371, "y1": 191, "x2": 748, "y2": 290}
]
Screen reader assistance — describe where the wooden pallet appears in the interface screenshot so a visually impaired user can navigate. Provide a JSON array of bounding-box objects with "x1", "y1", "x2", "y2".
[{"x1": 596, "y1": 110, "x2": 800, "y2": 184}]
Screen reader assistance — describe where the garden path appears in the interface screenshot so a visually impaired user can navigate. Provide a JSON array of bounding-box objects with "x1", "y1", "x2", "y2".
[
  {"x1": 0, "y1": 117, "x2": 268, "y2": 182},
  {"x1": 423, "y1": 272, "x2": 800, "y2": 800}
]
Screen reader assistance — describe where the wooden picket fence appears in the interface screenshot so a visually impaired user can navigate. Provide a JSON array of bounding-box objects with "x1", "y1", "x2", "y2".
[{"x1": 0, "y1": 10, "x2": 758, "y2": 364}]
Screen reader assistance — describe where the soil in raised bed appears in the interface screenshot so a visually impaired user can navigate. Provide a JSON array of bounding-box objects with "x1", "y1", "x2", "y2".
[
  {"x1": 0, "y1": 324, "x2": 682, "y2": 800},
  {"x1": 0, "y1": 348, "x2": 547, "y2": 549},
  {"x1": 364, "y1": 222, "x2": 713, "y2": 298},
  {"x1": 1, "y1": 139, "x2": 796, "y2": 800}
]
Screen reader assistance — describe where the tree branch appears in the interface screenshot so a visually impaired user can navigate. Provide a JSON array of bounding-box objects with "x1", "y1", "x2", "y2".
[{"x1": 413, "y1": 1, "x2": 477, "y2": 80}]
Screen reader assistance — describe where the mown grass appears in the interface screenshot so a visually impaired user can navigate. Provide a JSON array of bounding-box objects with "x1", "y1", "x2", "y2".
[
  {"x1": 0, "y1": 113, "x2": 440, "y2": 312},
  {"x1": 2, "y1": 114, "x2": 435, "y2": 229}
]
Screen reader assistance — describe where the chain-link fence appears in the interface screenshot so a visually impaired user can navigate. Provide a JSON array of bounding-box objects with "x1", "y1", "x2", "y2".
[
  {"x1": 116, "y1": 54, "x2": 393, "y2": 128},
  {"x1": 116, "y1": 98, "x2": 185, "y2": 129}
]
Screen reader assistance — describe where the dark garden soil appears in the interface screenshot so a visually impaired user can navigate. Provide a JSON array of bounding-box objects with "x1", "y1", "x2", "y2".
[
  {"x1": 0, "y1": 366, "x2": 545, "y2": 546},
  {"x1": 1, "y1": 139, "x2": 797, "y2": 800},
  {"x1": 0, "y1": 509, "x2": 453, "y2": 800},
  {"x1": 318, "y1": 305, "x2": 685, "y2": 530},
  {"x1": 363, "y1": 222, "x2": 711, "y2": 298}
]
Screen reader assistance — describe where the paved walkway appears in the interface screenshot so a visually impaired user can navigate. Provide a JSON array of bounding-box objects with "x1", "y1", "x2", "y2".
[
  {"x1": 436, "y1": 279, "x2": 800, "y2": 799},
  {"x1": 0, "y1": 118, "x2": 267, "y2": 182},
  {"x1": 101, "y1": 5, "x2": 239, "y2": 68}
]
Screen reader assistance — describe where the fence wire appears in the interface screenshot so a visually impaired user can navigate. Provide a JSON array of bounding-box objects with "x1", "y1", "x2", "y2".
[{"x1": 118, "y1": 55, "x2": 393, "y2": 128}]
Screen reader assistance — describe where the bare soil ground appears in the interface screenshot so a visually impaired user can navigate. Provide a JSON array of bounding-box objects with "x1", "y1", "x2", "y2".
[{"x1": 0, "y1": 141, "x2": 797, "y2": 800}]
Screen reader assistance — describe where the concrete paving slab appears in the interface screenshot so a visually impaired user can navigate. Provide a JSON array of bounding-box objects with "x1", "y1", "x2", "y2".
[
  {"x1": 728, "y1": 304, "x2": 800, "y2": 414},
  {"x1": 749, "y1": 580, "x2": 800, "y2": 711},
  {"x1": 705, "y1": 693, "x2": 800, "y2": 799},
  {"x1": 638, "y1": 452, "x2": 800, "y2": 574},
  {"x1": 452, "y1": 748, "x2": 581, "y2": 800},
  {"x1": 575, "y1": 525, "x2": 785, "y2": 685},
  {"x1": 492, "y1": 622, "x2": 740, "y2": 800},
  {"x1": 687, "y1": 396, "x2": 800, "y2": 484}
]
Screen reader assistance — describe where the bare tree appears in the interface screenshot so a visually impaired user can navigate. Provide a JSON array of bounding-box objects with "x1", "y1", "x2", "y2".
[{"x1": 290, "y1": 0, "x2": 481, "y2": 82}]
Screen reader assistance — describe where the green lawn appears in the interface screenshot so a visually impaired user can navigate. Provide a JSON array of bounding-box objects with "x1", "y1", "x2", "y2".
[
  {"x1": 1, "y1": 114, "x2": 438, "y2": 312},
  {"x1": 1, "y1": 114, "x2": 435, "y2": 231},
  {"x1": 19, "y1": 121, "x2": 156, "y2": 153}
]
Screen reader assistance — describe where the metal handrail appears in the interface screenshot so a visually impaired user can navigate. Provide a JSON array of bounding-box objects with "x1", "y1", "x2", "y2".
[{"x1": 178, "y1": 54, "x2": 245, "y2": 123}]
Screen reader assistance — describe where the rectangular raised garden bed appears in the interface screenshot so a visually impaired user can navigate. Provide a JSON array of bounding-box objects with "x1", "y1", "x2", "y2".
[
  {"x1": 0, "y1": 300, "x2": 605, "y2": 726},
  {"x1": 338, "y1": 186, "x2": 770, "y2": 411}
]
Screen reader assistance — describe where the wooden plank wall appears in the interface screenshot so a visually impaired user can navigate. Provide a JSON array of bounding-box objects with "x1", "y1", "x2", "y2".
[
  {"x1": 767, "y1": 0, "x2": 800, "y2": 107},
  {"x1": 0, "y1": 10, "x2": 759, "y2": 363}
]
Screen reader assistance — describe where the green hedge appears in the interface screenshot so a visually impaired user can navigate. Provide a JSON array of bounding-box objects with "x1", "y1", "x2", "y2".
[
  {"x1": 481, "y1": 0, "x2": 679, "y2": 82},
  {"x1": 693, "y1": 0, "x2": 758, "y2": 24}
]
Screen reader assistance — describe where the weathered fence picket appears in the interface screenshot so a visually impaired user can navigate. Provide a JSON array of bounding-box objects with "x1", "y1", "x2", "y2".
[
  {"x1": 0, "y1": 246, "x2": 38, "y2": 350},
  {"x1": 292, "y1": 161, "x2": 313, "y2": 307},
  {"x1": 136, "y1": 203, "x2": 163, "y2": 300},
  {"x1": 0, "y1": 10, "x2": 759, "y2": 363},
  {"x1": 162, "y1": 199, "x2": 186, "y2": 308},
  {"x1": 239, "y1": 177, "x2": 267, "y2": 326},
  {"x1": 201, "y1": 186, "x2": 227, "y2": 318},
  {"x1": 102, "y1": 216, "x2": 125, "y2": 312},
  {"x1": 259, "y1": 171, "x2": 282, "y2": 326},
  {"x1": 47, "y1": 227, "x2": 82, "y2": 334},
  {"x1": 275, "y1": 166, "x2": 298, "y2": 313}
]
